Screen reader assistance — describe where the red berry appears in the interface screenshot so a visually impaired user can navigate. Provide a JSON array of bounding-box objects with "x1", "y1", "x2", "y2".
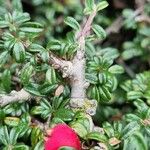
[{"x1": 44, "y1": 124, "x2": 81, "y2": 150}]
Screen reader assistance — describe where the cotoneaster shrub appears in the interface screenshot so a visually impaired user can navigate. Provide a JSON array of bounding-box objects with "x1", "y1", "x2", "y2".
[{"x1": 0, "y1": 0, "x2": 150, "y2": 150}]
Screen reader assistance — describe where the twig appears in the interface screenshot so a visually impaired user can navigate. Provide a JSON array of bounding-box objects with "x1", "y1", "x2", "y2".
[
  {"x1": 37, "y1": 52, "x2": 73, "y2": 78},
  {"x1": 94, "y1": 6, "x2": 145, "y2": 45},
  {"x1": 135, "y1": 15, "x2": 150, "y2": 24},
  {"x1": 45, "y1": 115, "x2": 51, "y2": 129},
  {"x1": 116, "y1": 58, "x2": 135, "y2": 78},
  {"x1": 49, "y1": 53, "x2": 73, "y2": 78},
  {"x1": 31, "y1": 117, "x2": 45, "y2": 131},
  {"x1": 0, "y1": 89, "x2": 32, "y2": 107},
  {"x1": 106, "y1": 16, "x2": 123, "y2": 35},
  {"x1": 135, "y1": 0, "x2": 146, "y2": 9},
  {"x1": 133, "y1": 0, "x2": 149, "y2": 24},
  {"x1": 5, "y1": 0, "x2": 12, "y2": 12}
]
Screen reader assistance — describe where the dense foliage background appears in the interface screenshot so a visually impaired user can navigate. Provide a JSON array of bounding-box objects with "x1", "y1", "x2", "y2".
[{"x1": 0, "y1": 0, "x2": 150, "y2": 149}]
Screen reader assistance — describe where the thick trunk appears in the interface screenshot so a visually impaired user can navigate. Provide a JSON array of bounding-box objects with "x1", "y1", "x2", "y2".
[{"x1": 70, "y1": 53, "x2": 86, "y2": 107}]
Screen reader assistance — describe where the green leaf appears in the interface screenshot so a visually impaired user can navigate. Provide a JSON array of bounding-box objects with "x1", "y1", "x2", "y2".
[
  {"x1": 92, "y1": 24, "x2": 106, "y2": 39},
  {"x1": 87, "y1": 85, "x2": 100, "y2": 101},
  {"x1": 100, "y1": 48, "x2": 119, "y2": 60},
  {"x1": 0, "y1": 126, "x2": 9, "y2": 145},
  {"x1": 13, "y1": 42, "x2": 25, "y2": 63},
  {"x1": 3, "y1": 32, "x2": 16, "y2": 50},
  {"x1": 47, "y1": 39, "x2": 61, "y2": 51},
  {"x1": 59, "y1": 146, "x2": 76, "y2": 150},
  {"x1": 13, "y1": 12, "x2": 30, "y2": 25},
  {"x1": 20, "y1": 63, "x2": 33, "y2": 85},
  {"x1": 98, "y1": 73, "x2": 107, "y2": 84},
  {"x1": 12, "y1": 0, "x2": 23, "y2": 12},
  {"x1": 122, "y1": 48, "x2": 142, "y2": 60},
  {"x1": 96, "y1": 1, "x2": 109, "y2": 11},
  {"x1": 123, "y1": 132, "x2": 147, "y2": 150},
  {"x1": 46, "y1": 67, "x2": 57, "y2": 84},
  {"x1": 99, "y1": 86, "x2": 111, "y2": 102},
  {"x1": 20, "y1": 22, "x2": 43, "y2": 33},
  {"x1": 31, "y1": 99, "x2": 52, "y2": 119},
  {"x1": 15, "y1": 122, "x2": 29, "y2": 138},
  {"x1": 111, "y1": 76, "x2": 118, "y2": 91},
  {"x1": 70, "y1": 117, "x2": 92, "y2": 138},
  {"x1": 40, "y1": 84, "x2": 58, "y2": 95},
  {"x1": 64, "y1": 17, "x2": 80, "y2": 30},
  {"x1": 127, "y1": 91, "x2": 143, "y2": 100},
  {"x1": 113, "y1": 121, "x2": 123, "y2": 135},
  {"x1": 0, "y1": 20, "x2": 9, "y2": 28},
  {"x1": 133, "y1": 99, "x2": 148, "y2": 112},
  {"x1": 33, "y1": 140, "x2": 44, "y2": 150},
  {"x1": 66, "y1": 32, "x2": 76, "y2": 43},
  {"x1": 31, "y1": 127, "x2": 42, "y2": 146},
  {"x1": 84, "y1": 8, "x2": 93, "y2": 15},
  {"x1": 124, "y1": 114, "x2": 141, "y2": 122},
  {"x1": 85, "y1": 0, "x2": 95, "y2": 10},
  {"x1": 9, "y1": 128, "x2": 19, "y2": 145},
  {"x1": 41, "y1": 51, "x2": 49, "y2": 62},
  {"x1": 85, "y1": 73, "x2": 98, "y2": 84},
  {"x1": 2, "y1": 69, "x2": 11, "y2": 92},
  {"x1": 28, "y1": 43, "x2": 45, "y2": 52},
  {"x1": 4, "y1": 117, "x2": 20, "y2": 127},
  {"x1": 108, "y1": 65, "x2": 124, "y2": 74},
  {"x1": 51, "y1": 118, "x2": 64, "y2": 125},
  {"x1": 25, "y1": 83, "x2": 42, "y2": 96},
  {"x1": 71, "y1": 122, "x2": 88, "y2": 138},
  {"x1": 86, "y1": 132, "x2": 107, "y2": 142},
  {"x1": 0, "y1": 51, "x2": 9, "y2": 65},
  {"x1": 5, "y1": 13, "x2": 12, "y2": 23},
  {"x1": 31, "y1": 106, "x2": 43, "y2": 115},
  {"x1": 54, "y1": 108, "x2": 74, "y2": 121},
  {"x1": 13, "y1": 144, "x2": 29, "y2": 150},
  {"x1": 0, "y1": 109, "x2": 5, "y2": 123},
  {"x1": 122, "y1": 122, "x2": 140, "y2": 140},
  {"x1": 103, "y1": 122, "x2": 114, "y2": 137}
]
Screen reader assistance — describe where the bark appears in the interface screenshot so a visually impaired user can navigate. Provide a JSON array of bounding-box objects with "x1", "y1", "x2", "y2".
[
  {"x1": 70, "y1": 11, "x2": 97, "y2": 108},
  {"x1": 0, "y1": 89, "x2": 32, "y2": 107}
]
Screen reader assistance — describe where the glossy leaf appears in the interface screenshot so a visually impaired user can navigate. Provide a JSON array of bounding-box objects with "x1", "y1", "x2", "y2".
[
  {"x1": 13, "y1": 42, "x2": 25, "y2": 62},
  {"x1": 64, "y1": 17, "x2": 80, "y2": 30},
  {"x1": 86, "y1": 132, "x2": 107, "y2": 142},
  {"x1": 2, "y1": 69, "x2": 11, "y2": 92},
  {"x1": 97, "y1": 1, "x2": 109, "y2": 11},
  {"x1": 92, "y1": 24, "x2": 106, "y2": 39},
  {"x1": 108, "y1": 65, "x2": 124, "y2": 74}
]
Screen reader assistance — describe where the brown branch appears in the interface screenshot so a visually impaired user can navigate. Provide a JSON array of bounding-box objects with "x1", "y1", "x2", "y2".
[
  {"x1": 31, "y1": 118, "x2": 45, "y2": 130},
  {"x1": 116, "y1": 58, "x2": 135, "y2": 78},
  {"x1": 135, "y1": 15, "x2": 150, "y2": 24},
  {"x1": 135, "y1": 0, "x2": 146, "y2": 9},
  {"x1": 37, "y1": 52, "x2": 73, "y2": 78},
  {"x1": 94, "y1": 6, "x2": 145, "y2": 45},
  {"x1": 70, "y1": 11, "x2": 97, "y2": 112},
  {"x1": 134, "y1": 0, "x2": 150, "y2": 24},
  {"x1": 49, "y1": 53, "x2": 73, "y2": 78},
  {"x1": 106, "y1": 16, "x2": 123, "y2": 35},
  {"x1": 0, "y1": 89, "x2": 32, "y2": 107}
]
